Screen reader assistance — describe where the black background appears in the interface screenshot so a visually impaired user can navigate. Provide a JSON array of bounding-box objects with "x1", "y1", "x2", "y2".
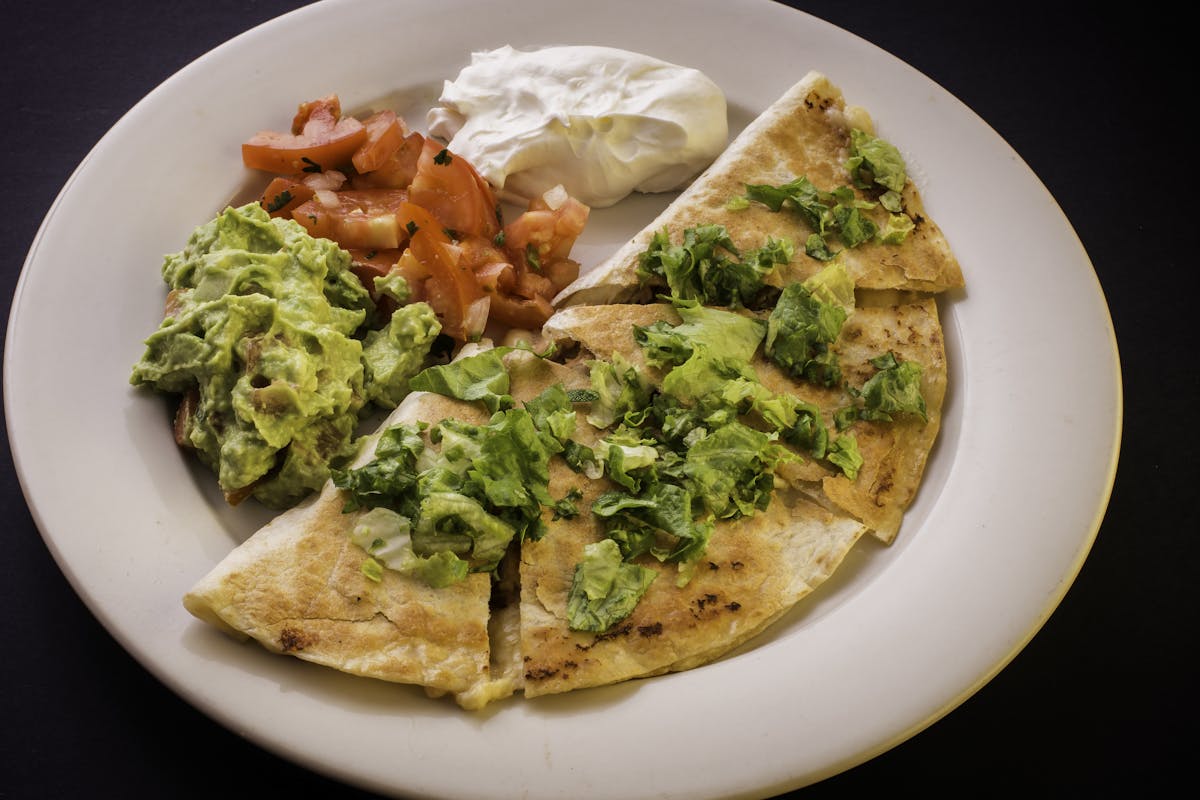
[{"x1": 2, "y1": 1, "x2": 1191, "y2": 797}]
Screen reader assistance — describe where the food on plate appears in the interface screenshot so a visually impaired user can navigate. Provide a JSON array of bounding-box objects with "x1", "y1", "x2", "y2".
[
  {"x1": 541, "y1": 294, "x2": 947, "y2": 545},
  {"x1": 131, "y1": 95, "x2": 591, "y2": 508},
  {"x1": 180, "y1": 67, "x2": 962, "y2": 707},
  {"x1": 183, "y1": 354, "x2": 514, "y2": 707},
  {"x1": 426, "y1": 45, "x2": 728, "y2": 208},
  {"x1": 556, "y1": 70, "x2": 964, "y2": 307},
  {"x1": 246, "y1": 94, "x2": 590, "y2": 339},
  {"x1": 128, "y1": 203, "x2": 441, "y2": 508}
]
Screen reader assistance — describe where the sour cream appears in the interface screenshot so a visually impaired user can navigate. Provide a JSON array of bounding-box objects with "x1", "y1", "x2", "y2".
[{"x1": 426, "y1": 45, "x2": 728, "y2": 208}]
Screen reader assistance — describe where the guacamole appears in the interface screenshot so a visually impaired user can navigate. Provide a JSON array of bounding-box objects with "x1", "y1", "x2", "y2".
[{"x1": 130, "y1": 203, "x2": 441, "y2": 509}]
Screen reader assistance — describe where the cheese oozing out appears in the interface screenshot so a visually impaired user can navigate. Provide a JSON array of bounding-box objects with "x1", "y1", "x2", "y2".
[{"x1": 426, "y1": 45, "x2": 728, "y2": 208}]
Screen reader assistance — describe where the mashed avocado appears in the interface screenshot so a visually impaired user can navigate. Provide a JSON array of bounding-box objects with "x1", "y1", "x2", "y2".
[{"x1": 130, "y1": 203, "x2": 441, "y2": 509}]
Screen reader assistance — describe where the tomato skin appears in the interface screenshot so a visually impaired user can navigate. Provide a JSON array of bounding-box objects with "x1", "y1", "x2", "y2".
[
  {"x1": 408, "y1": 139, "x2": 499, "y2": 239},
  {"x1": 349, "y1": 131, "x2": 424, "y2": 190},
  {"x1": 502, "y1": 194, "x2": 590, "y2": 272},
  {"x1": 291, "y1": 188, "x2": 412, "y2": 250},
  {"x1": 242, "y1": 94, "x2": 367, "y2": 174},
  {"x1": 259, "y1": 175, "x2": 315, "y2": 218},
  {"x1": 351, "y1": 110, "x2": 407, "y2": 174},
  {"x1": 398, "y1": 202, "x2": 485, "y2": 341}
]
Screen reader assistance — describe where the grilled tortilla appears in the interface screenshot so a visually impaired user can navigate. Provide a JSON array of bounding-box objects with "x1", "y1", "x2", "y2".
[
  {"x1": 555, "y1": 70, "x2": 963, "y2": 307},
  {"x1": 183, "y1": 375, "x2": 509, "y2": 707},
  {"x1": 543, "y1": 298, "x2": 947, "y2": 544}
]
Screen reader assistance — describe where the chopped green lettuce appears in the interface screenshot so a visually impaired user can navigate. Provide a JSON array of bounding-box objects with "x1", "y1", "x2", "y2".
[
  {"x1": 857, "y1": 351, "x2": 928, "y2": 422},
  {"x1": 743, "y1": 178, "x2": 877, "y2": 260},
  {"x1": 331, "y1": 423, "x2": 426, "y2": 514},
  {"x1": 846, "y1": 128, "x2": 908, "y2": 194},
  {"x1": 636, "y1": 224, "x2": 793, "y2": 308},
  {"x1": 826, "y1": 434, "x2": 864, "y2": 481},
  {"x1": 566, "y1": 539, "x2": 658, "y2": 633},
  {"x1": 683, "y1": 421, "x2": 790, "y2": 519},
  {"x1": 349, "y1": 506, "x2": 469, "y2": 588},
  {"x1": 408, "y1": 347, "x2": 514, "y2": 413},
  {"x1": 765, "y1": 284, "x2": 847, "y2": 387},
  {"x1": 586, "y1": 352, "x2": 653, "y2": 429}
]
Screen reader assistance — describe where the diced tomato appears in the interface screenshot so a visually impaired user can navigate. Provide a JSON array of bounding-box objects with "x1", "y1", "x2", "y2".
[
  {"x1": 259, "y1": 175, "x2": 315, "y2": 218},
  {"x1": 351, "y1": 110, "x2": 408, "y2": 174},
  {"x1": 408, "y1": 138, "x2": 499, "y2": 239},
  {"x1": 399, "y1": 202, "x2": 485, "y2": 341},
  {"x1": 291, "y1": 188, "x2": 412, "y2": 250},
  {"x1": 346, "y1": 247, "x2": 402, "y2": 292},
  {"x1": 243, "y1": 95, "x2": 367, "y2": 174},
  {"x1": 542, "y1": 258, "x2": 581, "y2": 293},
  {"x1": 349, "y1": 131, "x2": 425, "y2": 190},
  {"x1": 291, "y1": 95, "x2": 343, "y2": 134},
  {"x1": 502, "y1": 191, "x2": 590, "y2": 275}
]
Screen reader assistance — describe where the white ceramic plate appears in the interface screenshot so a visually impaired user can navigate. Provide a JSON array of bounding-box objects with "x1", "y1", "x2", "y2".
[{"x1": 4, "y1": 0, "x2": 1120, "y2": 797}]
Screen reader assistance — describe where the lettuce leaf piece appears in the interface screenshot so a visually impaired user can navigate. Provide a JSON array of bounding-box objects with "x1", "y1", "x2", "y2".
[
  {"x1": 858, "y1": 351, "x2": 928, "y2": 422},
  {"x1": 599, "y1": 428, "x2": 661, "y2": 493},
  {"x1": 683, "y1": 421, "x2": 788, "y2": 519},
  {"x1": 331, "y1": 422, "x2": 426, "y2": 514},
  {"x1": 350, "y1": 506, "x2": 470, "y2": 588},
  {"x1": 586, "y1": 352, "x2": 653, "y2": 429},
  {"x1": 470, "y1": 408, "x2": 555, "y2": 512},
  {"x1": 765, "y1": 282, "x2": 847, "y2": 387},
  {"x1": 635, "y1": 301, "x2": 767, "y2": 375},
  {"x1": 592, "y1": 482, "x2": 709, "y2": 563},
  {"x1": 408, "y1": 347, "x2": 514, "y2": 413},
  {"x1": 413, "y1": 491, "x2": 517, "y2": 572},
  {"x1": 566, "y1": 540, "x2": 658, "y2": 633},
  {"x1": 635, "y1": 225, "x2": 792, "y2": 308},
  {"x1": 523, "y1": 382, "x2": 578, "y2": 451},
  {"x1": 826, "y1": 433, "x2": 864, "y2": 480},
  {"x1": 846, "y1": 128, "x2": 908, "y2": 194}
]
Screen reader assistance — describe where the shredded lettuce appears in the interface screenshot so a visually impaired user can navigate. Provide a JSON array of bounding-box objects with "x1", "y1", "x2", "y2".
[
  {"x1": 566, "y1": 539, "x2": 658, "y2": 633},
  {"x1": 635, "y1": 224, "x2": 793, "y2": 308},
  {"x1": 683, "y1": 422, "x2": 790, "y2": 519},
  {"x1": 846, "y1": 128, "x2": 908, "y2": 195},
  {"x1": 408, "y1": 347, "x2": 514, "y2": 413},
  {"x1": 857, "y1": 351, "x2": 928, "y2": 422},
  {"x1": 586, "y1": 352, "x2": 653, "y2": 429},
  {"x1": 348, "y1": 506, "x2": 469, "y2": 588}
]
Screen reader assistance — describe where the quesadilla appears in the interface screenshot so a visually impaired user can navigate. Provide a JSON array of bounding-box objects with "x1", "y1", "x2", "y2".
[
  {"x1": 555, "y1": 70, "x2": 964, "y2": 307},
  {"x1": 182, "y1": 68, "x2": 960, "y2": 709},
  {"x1": 542, "y1": 297, "x2": 947, "y2": 544}
]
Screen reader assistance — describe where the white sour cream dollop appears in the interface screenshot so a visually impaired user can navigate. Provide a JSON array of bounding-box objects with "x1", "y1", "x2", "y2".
[{"x1": 426, "y1": 45, "x2": 728, "y2": 208}]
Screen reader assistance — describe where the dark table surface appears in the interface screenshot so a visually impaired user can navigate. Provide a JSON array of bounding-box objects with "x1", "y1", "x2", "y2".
[{"x1": 2, "y1": 1, "x2": 1189, "y2": 797}]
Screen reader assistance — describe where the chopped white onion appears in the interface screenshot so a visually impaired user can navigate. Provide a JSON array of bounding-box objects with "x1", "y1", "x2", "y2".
[
  {"x1": 541, "y1": 183, "x2": 569, "y2": 211},
  {"x1": 463, "y1": 296, "x2": 492, "y2": 339}
]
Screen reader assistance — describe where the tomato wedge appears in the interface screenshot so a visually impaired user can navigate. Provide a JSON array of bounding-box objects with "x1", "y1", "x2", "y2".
[
  {"x1": 243, "y1": 95, "x2": 367, "y2": 174},
  {"x1": 258, "y1": 175, "x2": 315, "y2": 218},
  {"x1": 291, "y1": 188, "x2": 412, "y2": 250},
  {"x1": 398, "y1": 202, "x2": 485, "y2": 341},
  {"x1": 408, "y1": 138, "x2": 499, "y2": 239},
  {"x1": 351, "y1": 110, "x2": 408, "y2": 174}
]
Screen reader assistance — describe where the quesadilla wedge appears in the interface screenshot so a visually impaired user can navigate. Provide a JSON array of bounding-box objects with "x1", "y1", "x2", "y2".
[
  {"x1": 555, "y1": 70, "x2": 964, "y2": 308},
  {"x1": 183, "y1": 368, "x2": 511, "y2": 707}
]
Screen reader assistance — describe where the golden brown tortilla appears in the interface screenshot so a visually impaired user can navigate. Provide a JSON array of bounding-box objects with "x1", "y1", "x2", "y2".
[
  {"x1": 555, "y1": 71, "x2": 964, "y2": 307},
  {"x1": 542, "y1": 298, "x2": 947, "y2": 544},
  {"x1": 520, "y1": 484, "x2": 867, "y2": 698}
]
